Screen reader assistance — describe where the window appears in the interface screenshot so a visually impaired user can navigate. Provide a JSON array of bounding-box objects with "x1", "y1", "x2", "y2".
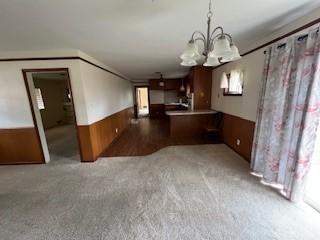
[
  {"x1": 35, "y1": 88, "x2": 45, "y2": 110},
  {"x1": 220, "y1": 70, "x2": 244, "y2": 96}
]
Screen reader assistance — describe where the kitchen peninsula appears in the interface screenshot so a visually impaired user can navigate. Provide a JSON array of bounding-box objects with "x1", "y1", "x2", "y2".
[
  {"x1": 148, "y1": 66, "x2": 215, "y2": 137},
  {"x1": 149, "y1": 66, "x2": 212, "y2": 116},
  {"x1": 166, "y1": 66, "x2": 214, "y2": 137},
  {"x1": 166, "y1": 110, "x2": 217, "y2": 137}
]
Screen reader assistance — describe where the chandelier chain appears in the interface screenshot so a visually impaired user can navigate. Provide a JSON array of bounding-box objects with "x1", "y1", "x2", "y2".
[{"x1": 207, "y1": 0, "x2": 213, "y2": 18}]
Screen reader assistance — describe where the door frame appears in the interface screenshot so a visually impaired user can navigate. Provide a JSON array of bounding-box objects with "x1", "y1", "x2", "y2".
[
  {"x1": 22, "y1": 68, "x2": 84, "y2": 162},
  {"x1": 134, "y1": 85, "x2": 150, "y2": 118}
]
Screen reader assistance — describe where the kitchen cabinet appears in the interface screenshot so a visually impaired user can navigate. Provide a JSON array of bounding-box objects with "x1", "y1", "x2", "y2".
[
  {"x1": 165, "y1": 105, "x2": 178, "y2": 111},
  {"x1": 149, "y1": 78, "x2": 185, "y2": 91},
  {"x1": 165, "y1": 104, "x2": 188, "y2": 111},
  {"x1": 149, "y1": 79, "x2": 164, "y2": 90},
  {"x1": 149, "y1": 104, "x2": 165, "y2": 118},
  {"x1": 187, "y1": 71, "x2": 194, "y2": 93},
  {"x1": 188, "y1": 66, "x2": 212, "y2": 110},
  {"x1": 164, "y1": 79, "x2": 182, "y2": 90},
  {"x1": 166, "y1": 110, "x2": 217, "y2": 137}
]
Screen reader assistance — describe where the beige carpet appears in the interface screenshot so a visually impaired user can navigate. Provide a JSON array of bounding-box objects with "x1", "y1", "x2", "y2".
[
  {"x1": 45, "y1": 124, "x2": 80, "y2": 162},
  {"x1": 1, "y1": 144, "x2": 320, "y2": 240}
]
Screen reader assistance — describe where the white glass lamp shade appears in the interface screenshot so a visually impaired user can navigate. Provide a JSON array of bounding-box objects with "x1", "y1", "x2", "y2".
[
  {"x1": 180, "y1": 42, "x2": 201, "y2": 61},
  {"x1": 220, "y1": 57, "x2": 232, "y2": 63},
  {"x1": 208, "y1": 50, "x2": 217, "y2": 58},
  {"x1": 220, "y1": 72, "x2": 229, "y2": 89},
  {"x1": 203, "y1": 56, "x2": 220, "y2": 67},
  {"x1": 230, "y1": 44, "x2": 242, "y2": 60},
  {"x1": 181, "y1": 59, "x2": 197, "y2": 66},
  {"x1": 220, "y1": 44, "x2": 242, "y2": 63},
  {"x1": 213, "y1": 36, "x2": 232, "y2": 58}
]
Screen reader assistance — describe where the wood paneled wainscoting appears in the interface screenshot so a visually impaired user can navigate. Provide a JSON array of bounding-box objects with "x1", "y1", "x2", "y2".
[
  {"x1": 0, "y1": 128, "x2": 44, "y2": 164},
  {"x1": 78, "y1": 107, "x2": 134, "y2": 162},
  {"x1": 221, "y1": 113, "x2": 255, "y2": 162}
]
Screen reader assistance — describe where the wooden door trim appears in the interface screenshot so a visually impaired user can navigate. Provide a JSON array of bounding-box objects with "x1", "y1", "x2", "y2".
[
  {"x1": 134, "y1": 85, "x2": 151, "y2": 117},
  {"x1": 22, "y1": 68, "x2": 84, "y2": 162},
  {"x1": 22, "y1": 71, "x2": 45, "y2": 164}
]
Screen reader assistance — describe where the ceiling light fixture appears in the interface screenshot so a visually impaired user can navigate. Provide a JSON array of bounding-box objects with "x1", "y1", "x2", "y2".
[
  {"x1": 180, "y1": 78, "x2": 185, "y2": 92},
  {"x1": 155, "y1": 72, "x2": 165, "y2": 87},
  {"x1": 180, "y1": 0, "x2": 241, "y2": 67}
]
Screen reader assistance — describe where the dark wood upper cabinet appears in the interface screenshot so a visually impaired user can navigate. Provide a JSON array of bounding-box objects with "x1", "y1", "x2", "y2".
[
  {"x1": 188, "y1": 70, "x2": 194, "y2": 93},
  {"x1": 189, "y1": 66, "x2": 212, "y2": 110},
  {"x1": 149, "y1": 79, "x2": 164, "y2": 90},
  {"x1": 164, "y1": 78, "x2": 181, "y2": 90},
  {"x1": 149, "y1": 78, "x2": 184, "y2": 91}
]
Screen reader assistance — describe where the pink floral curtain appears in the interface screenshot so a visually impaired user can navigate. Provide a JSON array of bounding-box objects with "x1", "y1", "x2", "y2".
[{"x1": 251, "y1": 26, "x2": 320, "y2": 202}]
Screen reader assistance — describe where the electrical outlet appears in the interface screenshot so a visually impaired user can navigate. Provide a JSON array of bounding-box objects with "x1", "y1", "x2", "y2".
[
  {"x1": 236, "y1": 139, "x2": 241, "y2": 146},
  {"x1": 115, "y1": 128, "x2": 118, "y2": 133}
]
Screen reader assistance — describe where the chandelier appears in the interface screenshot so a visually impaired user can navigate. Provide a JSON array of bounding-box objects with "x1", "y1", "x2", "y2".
[{"x1": 180, "y1": 0, "x2": 241, "y2": 67}]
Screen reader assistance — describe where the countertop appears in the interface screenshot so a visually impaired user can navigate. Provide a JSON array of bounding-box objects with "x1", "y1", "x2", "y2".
[
  {"x1": 165, "y1": 103, "x2": 189, "y2": 108},
  {"x1": 165, "y1": 109, "x2": 217, "y2": 116}
]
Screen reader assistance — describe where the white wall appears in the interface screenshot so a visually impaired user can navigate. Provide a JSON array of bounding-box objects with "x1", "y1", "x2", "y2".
[
  {"x1": 211, "y1": 49, "x2": 264, "y2": 122},
  {"x1": 211, "y1": 9, "x2": 320, "y2": 122},
  {"x1": 0, "y1": 60, "x2": 85, "y2": 128},
  {"x1": 0, "y1": 50, "x2": 133, "y2": 128},
  {"x1": 79, "y1": 61, "x2": 133, "y2": 124}
]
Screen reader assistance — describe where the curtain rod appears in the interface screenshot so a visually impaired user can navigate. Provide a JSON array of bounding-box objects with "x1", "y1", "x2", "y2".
[{"x1": 263, "y1": 29, "x2": 319, "y2": 54}]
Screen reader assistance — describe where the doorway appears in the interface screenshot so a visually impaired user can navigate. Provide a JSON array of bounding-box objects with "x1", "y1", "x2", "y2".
[
  {"x1": 135, "y1": 86, "x2": 150, "y2": 118},
  {"x1": 23, "y1": 69, "x2": 82, "y2": 163}
]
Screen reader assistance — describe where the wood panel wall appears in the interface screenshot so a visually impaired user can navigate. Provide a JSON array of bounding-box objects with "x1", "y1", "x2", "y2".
[
  {"x1": 221, "y1": 113, "x2": 255, "y2": 162},
  {"x1": 77, "y1": 107, "x2": 134, "y2": 162},
  {"x1": 0, "y1": 128, "x2": 44, "y2": 164}
]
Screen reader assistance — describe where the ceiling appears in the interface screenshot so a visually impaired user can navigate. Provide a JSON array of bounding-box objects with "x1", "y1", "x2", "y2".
[{"x1": 0, "y1": 0, "x2": 319, "y2": 82}]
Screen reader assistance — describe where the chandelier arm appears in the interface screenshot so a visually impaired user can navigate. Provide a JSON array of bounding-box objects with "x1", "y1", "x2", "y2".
[
  {"x1": 224, "y1": 33, "x2": 233, "y2": 43},
  {"x1": 209, "y1": 26, "x2": 224, "y2": 41},
  {"x1": 209, "y1": 33, "x2": 223, "y2": 50},
  {"x1": 194, "y1": 37, "x2": 206, "y2": 46},
  {"x1": 191, "y1": 31, "x2": 206, "y2": 42},
  {"x1": 209, "y1": 32, "x2": 234, "y2": 52}
]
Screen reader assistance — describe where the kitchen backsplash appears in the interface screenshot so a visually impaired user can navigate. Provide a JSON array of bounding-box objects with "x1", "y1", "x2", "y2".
[{"x1": 164, "y1": 90, "x2": 180, "y2": 104}]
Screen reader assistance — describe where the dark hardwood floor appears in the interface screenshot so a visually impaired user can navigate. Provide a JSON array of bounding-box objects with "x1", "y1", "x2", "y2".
[{"x1": 102, "y1": 118, "x2": 221, "y2": 157}]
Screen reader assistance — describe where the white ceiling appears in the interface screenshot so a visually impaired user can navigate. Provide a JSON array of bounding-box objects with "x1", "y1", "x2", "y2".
[{"x1": 0, "y1": 0, "x2": 319, "y2": 81}]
